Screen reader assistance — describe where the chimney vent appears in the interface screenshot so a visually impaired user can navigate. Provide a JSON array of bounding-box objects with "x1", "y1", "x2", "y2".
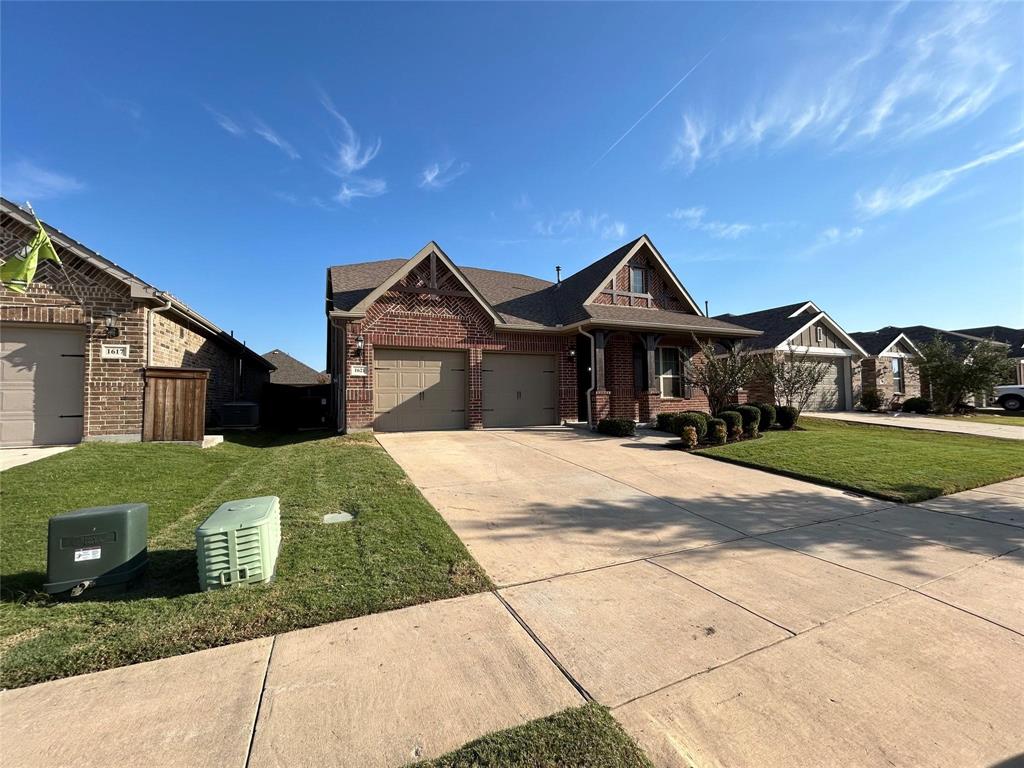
[{"x1": 556, "y1": 265, "x2": 562, "y2": 285}]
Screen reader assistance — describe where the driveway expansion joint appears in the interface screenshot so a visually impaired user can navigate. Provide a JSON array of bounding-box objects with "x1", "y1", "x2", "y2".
[
  {"x1": 491, "y1": 589, "x2": 594, "y2": 703},
  {"x1": 244, "y1": 634, "x2": 277, "y2": 768}
]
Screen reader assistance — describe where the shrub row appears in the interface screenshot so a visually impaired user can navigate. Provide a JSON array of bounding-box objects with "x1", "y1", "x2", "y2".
[
  {"x1": 597, "y1": 418, "x2": 635, "y2": 437},
  {"x1": 901, "y1": 397, "x2": 931, "y2": 414}
]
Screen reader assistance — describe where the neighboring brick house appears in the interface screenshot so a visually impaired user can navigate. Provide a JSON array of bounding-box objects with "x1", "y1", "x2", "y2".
[
  {"x1": 325, "y1": 236, "x2": 761, "y2": 432},
  {"x1": 263, "y1": 349, "x2": 326, "y2": 385},
  {"x1": 714, "y1": 301, "x2": 867, "y2": 411},
  {"x1": 855, "y1": 325, "x2": 1011, "y2": 405},
  {"x1": 952, "y1": 325, "x2": 1024, "y2": 386},
  {"x1": 848, "y1": 329, "x2": 923, "y2": 405},
  {"x1": 0, "y1": 199, "x2": 272, "y2": 446}
]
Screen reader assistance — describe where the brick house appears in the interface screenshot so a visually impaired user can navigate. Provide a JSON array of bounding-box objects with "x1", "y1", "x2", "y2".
[
  {"x1": 848, "y1": 329, "x2": 923, "y2": 404},
  {"x1": 0, "y1": 199, "x2": 272, "y2": 446},
  {"x1": 714, "y1": 301, "x2": 867, "y2": 411},
  {"x1": 325, "y1": 235, "x2": 761, "y2": 433}
]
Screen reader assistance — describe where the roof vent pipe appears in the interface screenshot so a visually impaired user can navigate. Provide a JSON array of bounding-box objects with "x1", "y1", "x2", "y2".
[
  {"x1": 555, "y1": 265, "x2": 562, "y2": 285},
  {"x1": 704, "y1": 299, "x2": 709, "y2": 316}
]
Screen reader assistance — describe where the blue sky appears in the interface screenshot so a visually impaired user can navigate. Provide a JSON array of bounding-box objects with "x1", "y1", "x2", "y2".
[{"x1": 3, "y1": 2, "x2": 1022, "y2": 368}]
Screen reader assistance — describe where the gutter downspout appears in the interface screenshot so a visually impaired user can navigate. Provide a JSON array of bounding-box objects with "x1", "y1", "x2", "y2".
[
  {"x1": 579, "y1": 328, "x2": 596, "y2": 428},
  {"x1": 147, "y1": 294, "x2": 174, "y2": 367}
]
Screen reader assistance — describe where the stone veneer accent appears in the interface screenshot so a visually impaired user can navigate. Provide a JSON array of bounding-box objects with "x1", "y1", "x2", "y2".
[{"x1": 861, "y1": 356, "x2": 922, "y2": 404}]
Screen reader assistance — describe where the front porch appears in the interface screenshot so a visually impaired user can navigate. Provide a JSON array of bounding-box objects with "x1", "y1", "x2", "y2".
[{"x1": 578, "y1": 329, "x2": 731, "y2": 426}]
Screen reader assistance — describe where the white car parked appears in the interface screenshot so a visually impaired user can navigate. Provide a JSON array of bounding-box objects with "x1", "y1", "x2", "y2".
[{"x1": 994, "y1": 384, "x2": 1024, "y2": 411}]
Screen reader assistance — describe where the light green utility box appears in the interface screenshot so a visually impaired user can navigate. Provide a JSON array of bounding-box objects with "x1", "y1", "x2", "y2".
[{"x1": 196, "y1": 496, "x2": 281, "y2": 591}]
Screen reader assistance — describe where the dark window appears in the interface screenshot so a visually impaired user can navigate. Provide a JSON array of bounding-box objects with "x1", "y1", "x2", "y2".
[
  {"x1": 891, "y1": 357, "x2": 904, "y2": 393},
  {"x1": 629, "y1": 266, "x2": 647, "y2": 294}
]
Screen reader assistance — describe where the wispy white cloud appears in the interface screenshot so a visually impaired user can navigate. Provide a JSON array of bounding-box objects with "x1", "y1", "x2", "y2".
[
  {"x1": 105, "y1": 97, "x2": 143, "y2": 122},
  {"x1": 336, "y1": 178, "x2": 388, "y2": 206},
  {"x1": 317, "y1": 91, "x2": 385, "y2": 206},
  {"x1": 1, "y1": 160, "x2": 85, "y2": 201},
  {"x1": 419, "y1": 158, "x2": 469, "y2": 190},
  {"x1": 534, "y1": 210, "x2": 627, "y2": 241},
  {"x1": 856, "y1": 138, "x2": 1024, "y2": 217},
  {"x1": 668, "y1": 206, "x2": 753, "y2": 239},
  {"x1": 672, "y1": 4, "x2": 1019, "y2": 171},
  {"x1": 205, "y1": 106, "x2": 245, "y2": 137},
  {"x1": 514, "y1": 193, "x2": 532, "y2": 211},
  {"x1": 252, "y1": 119, "x2": 301, "y2": 160},
  {"x1": 796, "y1": 225, "x2": 865, "y2": 259}
]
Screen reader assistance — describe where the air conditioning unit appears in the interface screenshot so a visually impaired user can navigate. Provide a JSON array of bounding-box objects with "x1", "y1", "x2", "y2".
[
  {"x1": 221, "y1": 400, "x2": 260, "y2": 429},
  {"x1": 195, "y1": 496, "x2": 281, "y2": 591},
  {"x1": 45, "y1": 503, "x2": 149, "y2": 595}
]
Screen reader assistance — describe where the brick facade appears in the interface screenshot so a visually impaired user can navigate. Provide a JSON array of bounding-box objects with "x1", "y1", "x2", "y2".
[
  {"x1": 338, "y1": 259, "x2": 577, "y2": 431},
  {"x1": 1, "y1": 212, "x2": 268, "y2": 441}
]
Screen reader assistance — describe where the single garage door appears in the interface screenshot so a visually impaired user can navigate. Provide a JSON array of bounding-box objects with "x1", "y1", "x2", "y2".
[
  {"x1": 482, "y1": 353, "x2": 556, "y2": 428},
  {"x1": 373, "y1": 349, "x2": 466, "y2": 431},
  {"x1": 0, "y1": 324, "x2": 85, "y2": 447},
  {"x1": 804, "y1": 356, "x2": 847, "y2": 411}
]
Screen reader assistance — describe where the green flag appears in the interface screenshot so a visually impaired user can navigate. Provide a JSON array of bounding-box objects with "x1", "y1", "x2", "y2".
[{"x1": 1, "y1": 216, "x2": 61, "y2": 293}]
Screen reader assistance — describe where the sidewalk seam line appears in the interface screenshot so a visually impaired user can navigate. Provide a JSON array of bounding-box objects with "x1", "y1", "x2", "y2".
[
  {"x1": 244, "y1": 634, "x2": 278, "y2": 768},
  {"x1": 492, "y1": 589, "x2": 594, "y2": 704}
]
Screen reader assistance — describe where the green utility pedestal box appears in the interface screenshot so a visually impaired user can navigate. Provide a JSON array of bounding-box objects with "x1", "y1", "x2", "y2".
[
  {"x1": 44, "y1": 503, "x2": 149, "y2": 595},
  {"x1": 196, "y1": 496, "x2": 281, "y2": 591}
]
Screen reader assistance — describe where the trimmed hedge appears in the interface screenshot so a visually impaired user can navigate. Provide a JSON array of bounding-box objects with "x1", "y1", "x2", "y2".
[
  {"x1": 735, "y1": 405, "x2": 761, "y2": 431},
  {"x1": 859, "y1": 389, "x2": 883, "y2": 412},
  {"x1": 672, "y1": 412, "x2": 709, "y2": 440},
  {"x1": 707, "y1": 418, "x2": 727, "y2": 445},
  {"x1": 597, "y1": 418, "x2": 636, "y2": 437},
  {"x1": 717, "y1": 410, "x2": 743, "y2": 433},
  {"x1": 901, "y1": 397, "x2": 932, "y2": 414},
  {"x1": 776, "y1": 405, "x2": 799, "y2": 429},
  {"x1": 751, "y1": 402, "x2": 776, "y2": 431},
  {"x1": 655, "y1": 413, "x2": 675, "y2": 432}
]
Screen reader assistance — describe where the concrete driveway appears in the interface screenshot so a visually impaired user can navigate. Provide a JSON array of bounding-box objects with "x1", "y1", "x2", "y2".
[{"x1": 379, "y1": 427, "x2": 1024, "y2": 767}]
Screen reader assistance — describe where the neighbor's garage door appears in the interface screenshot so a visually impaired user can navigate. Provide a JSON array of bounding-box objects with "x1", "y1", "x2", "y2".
[
  {"x1": 373, "y1": 349, "x2": 466, "y2": 431},
  {"x1": 0, "y1": 324, "x2": 85, "y2": 447},
  {"x1": 804, "y1": 356, "x2": 846, "y2": 411},
  {"x1": 482, "y1": 353, "x2": 556, "y2": 428}
]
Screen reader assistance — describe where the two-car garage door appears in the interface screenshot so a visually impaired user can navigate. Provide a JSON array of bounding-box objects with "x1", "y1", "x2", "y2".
[
  {"x1": 372, "y1": 348, "x2": 557, "y2": 431},
  {"x1": 0, "y1": 325, "x2": 85, "y2": 447}
]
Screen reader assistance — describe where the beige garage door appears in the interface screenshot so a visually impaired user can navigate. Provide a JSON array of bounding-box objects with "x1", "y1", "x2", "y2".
[
  {"x1": 373, "y1": 349, "x2": 466, "y2": 431},
  {"x1": 482, "y1": 353, "x2": 557, "y2": 428},
  {"x1": 804, "y1": 356, "x2": 846, "y2": 411},
  {"x1": 1, "y1": 324, "x2": 85, "y2": 447}
]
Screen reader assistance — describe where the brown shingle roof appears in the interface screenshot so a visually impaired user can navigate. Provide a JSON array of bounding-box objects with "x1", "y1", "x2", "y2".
[
  {"x1": 262, "y1": 350, "x2": 324, "y2": 386},
  {"x1": 714, "y1": 301, "x2": 818, "y2": 351},
  {"x1": 327, "y1": 238, "x2": 759, "y2": 338}
]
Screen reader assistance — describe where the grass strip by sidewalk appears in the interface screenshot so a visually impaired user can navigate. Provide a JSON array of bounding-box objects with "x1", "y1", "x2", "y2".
[
  {"x1": 0, "y1": 432, "x2": 490, "y2": 689},
  {"x1": 694, "y1": 417, "x2": 1024, "y2": 503},
  {"x1": 408, "y1": 704, "x2": 653, "y2": 768}
]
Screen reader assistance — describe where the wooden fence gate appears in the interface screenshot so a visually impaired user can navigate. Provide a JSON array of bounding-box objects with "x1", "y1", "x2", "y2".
[{"x1": 143, "y1": 367, "x2": 209, "y2": 442}]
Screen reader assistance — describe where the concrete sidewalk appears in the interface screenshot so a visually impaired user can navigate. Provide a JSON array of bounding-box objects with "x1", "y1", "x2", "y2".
[
  {"x1": 0, "y1": 445, "x2": 73, "y2": 471},
  {"x1": 0, "y1": 593, "x2": 582, "y2": 768},
  {"x1": 804, "y1": 410, "x2": 1024, "y2": 439}
]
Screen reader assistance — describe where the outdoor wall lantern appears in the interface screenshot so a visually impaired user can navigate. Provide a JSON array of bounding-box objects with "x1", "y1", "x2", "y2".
[
  {"x1": 103, "y1": 309, "x2": 121, "y2": 338},
  {"x1": 567, "y1": 349, "x2": 577, "y2": 359},
  {"x1": 355, "y1": 335, "x2": 365, "y2": 355}
]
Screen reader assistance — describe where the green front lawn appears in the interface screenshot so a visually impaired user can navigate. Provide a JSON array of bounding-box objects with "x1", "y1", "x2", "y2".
[
  {"x1": 694, "y1": 417, "x2": 1024, "y2": 503},
  {"x1": 409, "y1": 704, "x2": 653, "y2": 768},
  {"x1": 0, "y1": 433, "x2": 490, "y2": 689},
  {"x1": 940, "y1": 413, "x2": 1024, "y2": 426}
]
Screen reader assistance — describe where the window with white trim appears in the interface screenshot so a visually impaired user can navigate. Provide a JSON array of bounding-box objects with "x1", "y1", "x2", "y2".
[
  {"x1": 655, "y1": 348, "x2": 680, "y2": 398},
  {"x1": 891, "y1": 357, "x2": 904, "y2": 394},
  {"x1": 629, "y1": 266, "x2": 647, "y2": 294}
]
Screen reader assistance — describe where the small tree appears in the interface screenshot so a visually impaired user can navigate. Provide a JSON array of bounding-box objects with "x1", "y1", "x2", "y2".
[
  {"x1": 754, "y1": 346, "x2": 833, "y2": 414},
  {"x1": 914, "y1": 337, "x2": 1014, "y2": 413},
  {"x1": 688, "y1": 338, "x2": 754, "y2": 415}
]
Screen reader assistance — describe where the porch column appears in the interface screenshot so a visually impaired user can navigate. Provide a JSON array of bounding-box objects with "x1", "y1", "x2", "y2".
[
  {"x1": 638, "y1": 333, "x2": 661, "y2": 423},
  {"x1": 590, "y1": 330, "x2": 610, "y2": 425}
]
